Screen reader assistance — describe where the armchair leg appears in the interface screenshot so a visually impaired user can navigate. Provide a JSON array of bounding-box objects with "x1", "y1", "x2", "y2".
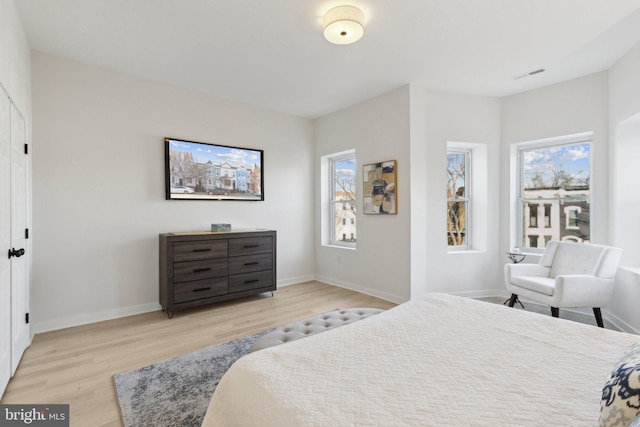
[
  {"x1": 551, "y1": 307, "x2": 559, "y2": 318},
  {"x1": 508, "y1": 294, "x2": 518, "y2": 308},
  {"x1": 593, "y1": 308, "x2": 604, "y2": 328}
]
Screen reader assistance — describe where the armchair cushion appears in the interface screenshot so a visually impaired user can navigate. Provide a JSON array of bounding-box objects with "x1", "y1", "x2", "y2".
[
  {"x1": 511, "y1": 276, "x2": 555, "y2": 296},
  {"x1": 504, "y1": 263, "x2": 550, "y2": 280}
]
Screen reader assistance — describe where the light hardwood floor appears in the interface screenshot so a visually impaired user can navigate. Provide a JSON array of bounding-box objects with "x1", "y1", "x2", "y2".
[
  {"x1": 1, "y1": 282, "x2": 616, "y2": 426},
  {"x1": 0, "y1": 281, "x2": 396, "y2": 426}
]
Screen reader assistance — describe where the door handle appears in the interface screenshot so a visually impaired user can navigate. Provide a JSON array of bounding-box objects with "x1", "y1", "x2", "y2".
[{"x1": 8, "y1": 248, "x2": 25, "y2": 259}]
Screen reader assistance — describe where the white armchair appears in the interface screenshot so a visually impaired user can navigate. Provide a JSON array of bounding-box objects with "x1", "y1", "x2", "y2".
[{"x1": 504, "y1": 241, "x2": 622, "y2": 328}]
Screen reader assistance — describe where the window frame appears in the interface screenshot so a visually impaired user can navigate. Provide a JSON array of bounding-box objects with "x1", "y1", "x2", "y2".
[
  {"x1": 329, "y1": 150, "x2": 356, "y2": 249},
  {"x1": 515, "y1": 134, "x2": 592, "y2": 253},
  {"x1": 447, "y1": 149, "x2": 471, "y2": 250}
]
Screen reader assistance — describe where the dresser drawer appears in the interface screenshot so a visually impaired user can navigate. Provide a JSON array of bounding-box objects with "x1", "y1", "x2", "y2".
[
  {"x1": 229, "y1": 270, "x2": 273, "y2": 293},
  {"x1": 229, "y1": 237, "x2": 273, "y2": 256},
  {"x1": 229, "y1": 253, "x2": 273, "y2": 275},
  {"x1": 174, "y1": 277, "x2": 228, "y2": 303},
  {"x1": 173, "y1": 240, "x2": 228, "y2": 262},
  {"x1": 173, "y1": 258, "x2": 228, "y2": 282}
]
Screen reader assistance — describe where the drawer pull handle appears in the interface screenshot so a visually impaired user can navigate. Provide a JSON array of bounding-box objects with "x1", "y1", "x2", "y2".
[
  {"x1": 244, "y1": 262, "x2": 259, "y2": 266},
  {"x1": 193, "y1": 248, "x2": 212, "y2": 252},
  {"x1": 193, "y1": 267, "x2": 212, "y2": 273},
  {"x1": 244, "y1": 279, "x2": 259, "y2": 284},
  {"x1": 193, "y1": 287, "x2": 212, "y2": 292},
  {"x1": 244, "y1": 244, "x2": 259, "y2": 248}
]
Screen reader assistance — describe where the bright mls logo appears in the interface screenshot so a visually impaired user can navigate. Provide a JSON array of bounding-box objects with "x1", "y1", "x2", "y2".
[{"x1": 0, "y1": 405, "x2": 69, "y2": 426}]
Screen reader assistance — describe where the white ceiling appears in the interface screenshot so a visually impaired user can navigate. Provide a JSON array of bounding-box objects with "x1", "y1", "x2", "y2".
[{"x1": 15, "y1": 0, "x2": 640, "y2": 118}]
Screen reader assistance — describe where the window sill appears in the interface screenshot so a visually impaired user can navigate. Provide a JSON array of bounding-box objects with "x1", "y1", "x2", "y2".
[
  {"x1": 447, "y1": 249, "x2": 485, "y2": 255},
  {"x1": 520, "y1": 251, "x2": 543, "y2": 257},
  {"x1": 323, "y1": 244, "x2": 356, "y2": 251},
  {"x1": 619, "y1": 266, "x2": 640, "y2": 275}
]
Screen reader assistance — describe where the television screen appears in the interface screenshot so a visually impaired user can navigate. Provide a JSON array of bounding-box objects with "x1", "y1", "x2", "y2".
[{"x1": 165, "y1": 137, "x2": 264, "y2": 201}]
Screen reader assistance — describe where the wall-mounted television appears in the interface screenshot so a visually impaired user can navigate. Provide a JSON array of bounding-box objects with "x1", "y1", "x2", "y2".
[{"x1": 165, "y1": 137, "x2": 264, "y2": 201}]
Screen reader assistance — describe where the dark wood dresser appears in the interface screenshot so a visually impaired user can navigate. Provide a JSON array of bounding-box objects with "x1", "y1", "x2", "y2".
[{"x1": 159, "y1": 229, "x2": 276, "y2": 318}]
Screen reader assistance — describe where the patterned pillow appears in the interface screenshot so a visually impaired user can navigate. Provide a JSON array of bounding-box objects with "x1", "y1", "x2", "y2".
[{"x1": 600, "y1": 342, "x2": 640, "y2": 427}]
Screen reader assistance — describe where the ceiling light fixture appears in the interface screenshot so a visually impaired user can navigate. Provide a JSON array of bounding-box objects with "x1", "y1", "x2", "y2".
[{"x1": 323, "y1": 5, "x2": 365, "y2": 45}]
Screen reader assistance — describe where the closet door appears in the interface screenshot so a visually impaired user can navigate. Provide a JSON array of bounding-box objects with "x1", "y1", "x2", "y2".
[
  {"x1": 10, "y1": 103, "x2": 28, "y2": 375},
  {"x1": 0, "y1": 93, "x2": 11, "y2": 395}
]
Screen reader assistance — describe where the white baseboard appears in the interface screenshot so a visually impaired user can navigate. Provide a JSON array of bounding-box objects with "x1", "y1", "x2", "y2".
[
  {"x1": 602, "y1": 309, "x2": 640, "y2": 335},
  {"x1": 33, "y1": 302, "x2": 161, "y2": 334},
  {"x1": 314, "y1": 275, "x2": 407, "y2": 304},
  {"x1": 277, "y1": 274, "x2": 314, "y2": 288}
]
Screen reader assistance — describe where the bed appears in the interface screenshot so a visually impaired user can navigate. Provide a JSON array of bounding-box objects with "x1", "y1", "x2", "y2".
[{"x1": 202, "y1": 293, "x2": 639, "y2": 426}]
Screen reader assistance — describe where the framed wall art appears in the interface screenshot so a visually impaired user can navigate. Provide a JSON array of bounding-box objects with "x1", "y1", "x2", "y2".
[
  {"x1": 363, "y1": 160, "x2": 397, "y2": 214},
  {"x1": 165, "y1": 137, "x2": 264, "y2": 201}
]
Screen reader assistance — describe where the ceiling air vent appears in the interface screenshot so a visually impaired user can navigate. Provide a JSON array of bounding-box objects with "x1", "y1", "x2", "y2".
[{"x1": 514, "y1": 68, "x2": 546, "y2": 80}]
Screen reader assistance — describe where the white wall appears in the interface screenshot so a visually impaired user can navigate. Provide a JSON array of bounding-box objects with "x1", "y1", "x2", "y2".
[
  {"x1": 315, "y1": 86, "x2": 412, "y2": 303},
  {"x1": 0, "y1": 0, "x2": 31, "y2": 114},
  {"x1": 31, "y1": 52, "x2": 315, "y2": 332},
  {"x1": 608, "y1": 40, "x2": 640, "y2": 332},
  {"x1": 409, "y1": 85, "x2": 429, "y2": 299},
  {"x1": 421, "y1": 91, "x2": 502, "y2": 296}
]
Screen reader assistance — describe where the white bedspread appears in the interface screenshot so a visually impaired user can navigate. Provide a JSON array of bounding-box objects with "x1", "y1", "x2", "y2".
[{"x1": 202, "y1": 294, "x2": 639, "y2": 426}]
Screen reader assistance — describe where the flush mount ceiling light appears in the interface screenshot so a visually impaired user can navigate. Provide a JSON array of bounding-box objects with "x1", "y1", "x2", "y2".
[{"x1": 323, "y1": 5, "x2": 365, "y2": 45}]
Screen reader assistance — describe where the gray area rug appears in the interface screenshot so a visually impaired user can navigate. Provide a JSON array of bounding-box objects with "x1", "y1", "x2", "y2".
[{"x1": 114, "y1": 329, "x2": 273, "y2": 427}]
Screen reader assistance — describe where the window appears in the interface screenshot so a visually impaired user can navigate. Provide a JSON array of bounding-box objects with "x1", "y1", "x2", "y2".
[
  {"x1": 517, "y1": 136, "x2": 591, "y2": 251},
  {"x1": 447, "y1": 150, "x2": 470, "y2": 248},
  {"x1": 529, "y1": 204, "x2": 538, "y2": 228},
  {"x1": 544, "y1": 204, "x2": 551, "y2": 227},
  {"x1": 329, "y1": 151, "x2": 356, "y2": 247},
  {"x1": 565, "y1": 206, "x2": 582, "y2": 229}
]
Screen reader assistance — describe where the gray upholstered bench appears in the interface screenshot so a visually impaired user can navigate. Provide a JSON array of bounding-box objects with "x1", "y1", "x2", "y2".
[{"x1": 249, "y1": 308, "x2": 384, "y2": 352}]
